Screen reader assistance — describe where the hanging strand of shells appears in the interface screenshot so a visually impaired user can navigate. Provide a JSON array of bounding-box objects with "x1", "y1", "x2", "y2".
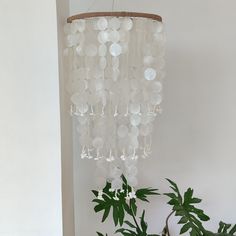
[{"x1": 64, "y1": 15, "x2": 166, "y2": 193}]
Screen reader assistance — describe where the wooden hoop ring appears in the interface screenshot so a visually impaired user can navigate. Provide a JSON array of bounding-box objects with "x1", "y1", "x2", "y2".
[{"x1": 67, "y1": 12, "x2": 162, "y2": 23}]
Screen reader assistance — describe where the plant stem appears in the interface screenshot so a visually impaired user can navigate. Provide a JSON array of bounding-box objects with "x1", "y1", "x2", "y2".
[
  {"x1": 165, "y1": 211, "x2": 174, "y2": 236},
  {"x1": 130, "y1": 202, "x2": 142, "y2": 233}
]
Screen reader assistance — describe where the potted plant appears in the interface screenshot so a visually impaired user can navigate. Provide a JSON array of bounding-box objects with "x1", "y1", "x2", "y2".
[{"x1": 92, "y1": 176, "x2": 236, "y2": 236}]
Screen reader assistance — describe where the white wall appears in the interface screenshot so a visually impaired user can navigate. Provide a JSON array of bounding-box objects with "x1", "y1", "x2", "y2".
[
  {"x1": 69, "y1": 0, "x2": 236, "y2": 235},
  {"x1": 56, "y1": 0, "x2": 75, "y2": 236},
  {"x1": 0, "y1": 0, "x2": 62, "y2": 235}
]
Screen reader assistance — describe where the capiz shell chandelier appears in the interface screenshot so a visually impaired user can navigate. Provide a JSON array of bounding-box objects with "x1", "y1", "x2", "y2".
[{"x1": 64, "y1": 11, "x2": 165, "y2": 195}]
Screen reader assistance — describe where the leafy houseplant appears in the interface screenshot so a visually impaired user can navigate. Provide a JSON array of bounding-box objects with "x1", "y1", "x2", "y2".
[{"x1": 92, "y1": 176, "x2": 236, "y2": 236}]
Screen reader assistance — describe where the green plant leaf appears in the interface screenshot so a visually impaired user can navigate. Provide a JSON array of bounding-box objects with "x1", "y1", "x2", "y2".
[
  {"x1": 92, "y1": 176, "x2": 159, "y2": 229},
  {"x1": 136, "y1": 188, "x2": 159, "y2": 203},
  {"x1": 94, "y1": 203, "x2": 106, "y2": 213},
  {"x1": 92, "y1": 179, "x2": 128, "y2": 226},
  {"x1": 102, "y1": 206, "x2": 111, "y2": 222},
  {"x1": 180, "y1": 223, "x2": 191, "y2": 234},
  {"x1": 124, "y1": 220, "x2": 136, "y2": 229},
  {"x1": 118, "y1": 204, "x2": 125, "y2": 226},
  {"x1": 230, "y1": 225, "x2": 236, "y2": 234},
  {"x1": 123, "y1": 202, "x2": 132, "y2": 215},
  {"x1": 115, "y1": 228, "x2": 138, "y2": 236},
  {"x1": 113, "y1": 205, "x2": 119, "y2": 226},
  {"x1": 97, "y1": 232, "x2": 108, "y2": 236},
  {"x1": 93, "y1": 190, "x2": 99, "y2": 197},
  {"x1": 165, "y1": 179, "x2": 210, "y2": 235},
  {"x1": 140, "y1": 210, "x2": 148, "y2": 234},
  {"x1": 93, "y1": 177, "x2": 235, "y2": 236},
  {"x1": 217, "y1": 221, "x2": 236, "y2": 234},
  {"x1": 130, "y1": 199, "x2": 137, "y2": 216},
  {"x1": 178, "y1": 216, "x2": 188, "y2": 224}
]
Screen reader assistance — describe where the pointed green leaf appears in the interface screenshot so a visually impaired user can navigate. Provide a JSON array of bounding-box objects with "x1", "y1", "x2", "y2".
[
  {"x1": 178, "y1": 216, "x2": 188, "y2": 224},
  {"x1": 118, "y1": 204, "x2": 125, "y2": 226},
  {"x1": 184, "y1": 188, "x2": 193, "y2": 204},
  {"x1": 94, "y1": 204, "x2": 105, "y2": 213},
  {"x1": 130, "y1": 199, "x2": 137, "y2": 216},
  {"x1": 229, "y1": 225, "x2": 236, "y2": 234},
  {"x1": 102, "y1": 206, "x2": 111, "y2": 222},
  {"x1": 180, "y1": 223, "x2": 191, "y2": 234},
  {"x1": 189, "y1": 198, "x2": 202, "y2": 204},
  {"x1": 124, "y1": 220, "x2": 136, "y2": 229},
  {"x1": 96, "y1": 232, "x2": 104, "y2": 236},
  {"x1": 92, "y1": 190, "x2": 99, "y2": 197},
  {"x1": 115, "y1": 228, "x2": 137, "y2": 236},
  {"x1": 140, "y1": 210, "x2": 148, "y2": 233},
  {"x1": 113, "y1": 205, "x2": 119, "y2": 226}
]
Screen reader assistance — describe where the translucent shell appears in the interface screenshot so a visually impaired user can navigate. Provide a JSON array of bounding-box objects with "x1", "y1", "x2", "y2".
[
  {"x1": 109, "y1": 43, "x2": 122, "y2": 57},
  {"x1": 98, "y1": 44, "x2": 107, "y2": 56},
  {"x1": 112, "y1": 68, "x2": 120, "y2": 81},
  {"x1": 111, "y1": 178, "x2": 122, "y2": 189},
  {"x1": 121, "y1": 18, "x2": 133, "y2": 31},
  {"x1": 144, "y1": 68, "x2": 157, "y2": 81},
  {"x1": 79, "y1": 134, "x2": 89, "y2": 146},
  {"x1": 109, "y1": 30, "x2": 120, "y2": 43},
  {"x1": 64, "y1": 24, "x2": 72, "y2": 34},
  {"x1": 117, "y1": 125, "x2": 129, "y2": 138},
  {"x1": 112, "y1": 57, "x2": 119, "y2": 69},
  {"x1": 110, "y1": 166, "x2": 123, "y2": 178},
  {"x1": 98, "y1": 31, "x2": 109, "y2": 44},
  {"x1": 129, "y1": 135, "x2": 139, "y2": 148},
  {"x1": 88, "y1": 93, "x2": 100, "y2": 105},
  {"x1": 70, "y1": 22, "x2": 78, "y2": 34},
  {"x1": 85, "y1": 44, "x2": 97, "y2": 57},
  {"x1": 130, "y1": 114, "x2": 141, "y2": 126},
  {"x1": 94, "y1": 78, "x2": 105, "y2": 91},
  {"x1": 126, "y1": 165, "x2": 138, "y2": 176},
  {"x1": 143, "y1": 56, "x2": 155, "y2": 65},
  {"x1": 74, "y1": 19, "x2": 86, "y2": 32},
  {"x1": 76, "y1": 45, "x2": 84, "y2": 56},
  {"x1": 150, "y1": 93, "x2": 162, "y2": 105},
  {"x1": 92, "y1": 137, "x2": 104, "y2": 149},
  {"x1": 152, "y1": 21, "x2": 164, "y2": 33},
  {"x1": 119, "y1": 30, "x2": 129, "y2": 42},
  {"x1": 141, "y1": 115, "x2": 152, "y2": 125},
  {"x1": 97, "y1": 17, "x2": 108, "y2": 31},
  {"x1": 78, "y1": 103, "x2": 89, "y2": 114},
  {"x1": 99, "y1": 57, "x2": 107, "y2": 70},
  {"x1": 129, "y1": 103, "x2": 141, "y2": 114},
  {"x1": 71, "y1": 93, "x2": 81, "y2": 105},
  {"x1": 131, "y1": 126, "x2": 139, "y2": 136},
  {"x1": 109, "y1": 17, "x2": 121, "y2": 30},
  {"x1": 152, "y1": 81, "x2": 163, "y2": 93},
  {"x1": 66, "y1": 34, "x2": 78, "y2": 47}
]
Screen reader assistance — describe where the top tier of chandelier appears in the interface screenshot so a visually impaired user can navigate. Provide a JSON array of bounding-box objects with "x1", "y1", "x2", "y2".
[{"x1": 64, "y1": 14, "x2": 165, "y2": 191}]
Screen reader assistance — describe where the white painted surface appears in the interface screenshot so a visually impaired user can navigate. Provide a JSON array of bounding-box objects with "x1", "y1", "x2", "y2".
[
  {"x1": 69, "y1": 0, "x2": 236, "y2": 235},
  {"x1": 0, "y1": 0, "x2": 62, "y2": 235},
  {"x1": 56, "y1": 0, "x2": 75, "y2": 235}
]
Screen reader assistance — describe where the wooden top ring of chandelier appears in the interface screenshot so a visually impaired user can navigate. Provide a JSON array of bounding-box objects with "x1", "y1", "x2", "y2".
[{"x1": 67, "y1": 12, "x2": 162, "y2": 23}]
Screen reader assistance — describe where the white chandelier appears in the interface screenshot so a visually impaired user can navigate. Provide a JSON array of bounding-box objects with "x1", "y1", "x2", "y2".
[{"x1": 64, "y1": 12, "x2": 165, "y2": 192}]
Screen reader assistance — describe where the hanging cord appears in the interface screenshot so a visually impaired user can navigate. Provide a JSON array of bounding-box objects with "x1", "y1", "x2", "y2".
[
  {"x1": 112, "y1": 0, "x2": 116, "y2": 11},
  {"x1": 86, "y1": 0, "x2": 96, "y2": 12},
  {"x1": 86, "y1": 0, "x2": 118, "y2": 12}
]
